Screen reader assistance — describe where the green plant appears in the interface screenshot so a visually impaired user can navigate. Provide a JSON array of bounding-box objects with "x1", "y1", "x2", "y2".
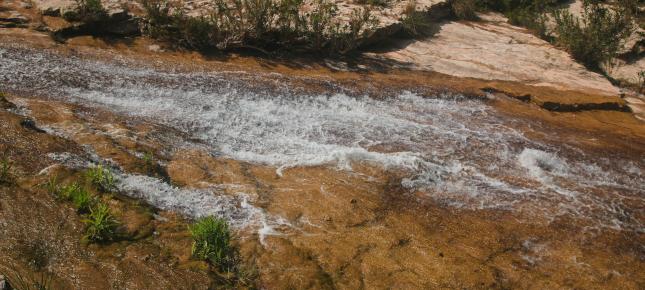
[
  {"x1": 400, "y1": 0, "x2": 434, "y2": 36},
  {"x1": 59, "y1": 182, "x2": 95, "y2": 213},
  {"x1": 141, "y1": 0, "x2": 379, "y2": 54},
  {"x1": 451, "y1": 0, "x2": 479, "y2": 20},
  {"x1": 305, "y1": 0, "x2": 337, "y2": 51},
  {"x1": 142, "y1": 152, "x2": 153, "y2": 165},
  {"x1": 85, "y1": 164, "x2": 117, "y2": 193},
  {"x1": 475, "y1": 0, "x2": 561, "y2": 38},
  {"x1": 0, "y1": 157, "x2": 12, "y2": 184},
  {"x1": 190, "y1": 216, "x2": 232, "y2": 268},
  {"x1": 71, "y1": 187, "x2": 94, "y2": 214},
  {"x1": 41, "y1": 175, "x2": 60, "y2": 196},
  {"x1": 553, "y1": 2, "x2": 633, "y2": 70},
  {"x1": 505, "y1": 6, "x2": 550, "y2": 38},
  {"x1": 64, "y1": 0, "x2": 107, "y2": 22},
  {"x1": 58, "y1": 182, "x2": 80, "y2": 200},
  {"x1": 141, "y1": 151, "x2": 155, "y2": 174},
  {"x1": 329, "y1": 6, "x2": 378, "y2": 53},
  {"x1": 82, "y1": 203, "x2": 118, "y2": 243}
]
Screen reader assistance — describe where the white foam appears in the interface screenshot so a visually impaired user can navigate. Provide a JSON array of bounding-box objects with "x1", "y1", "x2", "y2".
[
  {"x1": 116, "y1": 174, "x2": 272, "y2": 229},
  {"x1": 518, "y1": 148, "x2": 568, "y2": 183}
]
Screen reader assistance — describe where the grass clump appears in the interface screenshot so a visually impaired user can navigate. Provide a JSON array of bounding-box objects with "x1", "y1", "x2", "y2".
[
  {"x1": 553, "y1": 2, "x2": 634, "y2": 70},
  {"x1": 190, "y1": 216, "x2": 232, "y2": 268},
  {"x1": 83, "y1": 203, "x2": 119, "y2": 243},
  {"x1": 42, "y1": 176, "x2": 60, "y2": 196},
  {"x1": 44, "y1": 174, "x2": 120, "y2": 244},
  {"x1": 0, "y1": 157, "x2": 13, "y2": 185},
  {"x1": 85, "y1": 164, "x2": 117, "y2": 193},
  {"x1": 59, "y1": 182, "x2": 95, "y2": 213},
  {"x1": 190, "y1": 216, "x2": 260, "y2": 287}
]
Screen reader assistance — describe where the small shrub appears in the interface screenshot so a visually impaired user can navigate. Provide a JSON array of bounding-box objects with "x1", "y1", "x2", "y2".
[
  {"x1": 329, "y1": 7, "x2": 378, "y2": 53},
  {"x1": 476, "y1": 0, "x2": 559, "y2": 38},
  {"x1": 400, "y1": 0, "x2": 434, "y2": 37},
  {"x1": 508, "y1": 7, "x2": 551, "y2": 38},
  {"x1": 553, "y1": 3, "x2": 633, "y2": 70},
  {"x1": 190, "y1": 216, "x2": 232, "y2": 268},
  {"x1": 64, "y1": 0, "x2": 107, "y2": 22},
  {"x1": 83, "y1": 203, "x2": 118, "y2": 243},
  {"x1": 85, "y1": 164, "x2": 117, "y2": 193},
  {"x1": 304, "y1": 0, "x2": 337, "y2": 51},
  {"x1": 0, "y1": 157, "x2": 12, "y2": 184},
  {"x1": 451, "y1": 0, "x2": 479, "y2": 20}
]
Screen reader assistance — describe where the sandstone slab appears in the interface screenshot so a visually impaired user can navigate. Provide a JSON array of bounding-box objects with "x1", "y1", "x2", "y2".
[{"x1": 374, "y1": 13, "x2": 621, "y2": 96}]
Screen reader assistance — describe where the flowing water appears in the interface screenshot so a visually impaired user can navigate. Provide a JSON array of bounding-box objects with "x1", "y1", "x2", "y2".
[
  {"x1": 1, "y1": 45, "x2": 643, "y2": 235},
  {"x1": 3, "y1": 42, "x2": 645, "y2": 288}
]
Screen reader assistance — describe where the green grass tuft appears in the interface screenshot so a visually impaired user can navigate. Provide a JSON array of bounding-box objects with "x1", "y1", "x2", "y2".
[
  {"x1": 85, "y1": 164, "x2": 117, "y2": 193},
  {"x1": 42, "y1": 175, "x2": 60, "y2": 196},
  {"x1": 59, "y1": 182, "x2": 95, "y2": 213},
  {"x1": 190, "y1": 216, "x2": 232, "y2": 268},
  {"x1": 82, "y1": 203, "x2": 119, "y2": 243}
]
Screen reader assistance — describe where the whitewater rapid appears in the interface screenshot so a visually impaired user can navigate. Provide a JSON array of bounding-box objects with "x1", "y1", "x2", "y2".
[{"x1": 1, "y1": 46, "x2": 643, "y2": 232}]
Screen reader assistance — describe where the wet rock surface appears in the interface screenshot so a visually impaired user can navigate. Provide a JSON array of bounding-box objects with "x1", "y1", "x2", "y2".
[
  {"x1": 0, "y1": 41, "x2": 643, "y2": 288},
  {"x1": 0, "y1": 0, "x2": 644, "y2": 287}
]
